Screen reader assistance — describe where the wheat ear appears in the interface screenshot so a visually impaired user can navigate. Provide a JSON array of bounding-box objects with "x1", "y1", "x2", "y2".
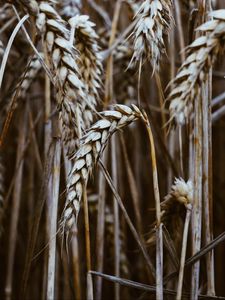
[
  {"x1": 36, "y1": 2, "x2": 87, "y2": 154},
  {"x1": 130, "y1": 0, "x2": 173, "y2": 70},
  {"x1": 61, "y1": 104, "x2": 143, "y2": 230},
  {"x1": 69, "y1": 15, "x2": 102, "y2": 128},
  {"x1": 169, "y1": 10, "x2": 225, "y2": 125},
  {"x1": 147, "y1": 178, "x2": 193, "y2": 248}
]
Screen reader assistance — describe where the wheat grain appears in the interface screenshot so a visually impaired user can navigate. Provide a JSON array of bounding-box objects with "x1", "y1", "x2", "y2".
[
  {"x1": 169, "y1": 9, "x2": 225, "y2": 125},
  {"x1": 0, "y1": 40, "x2": 4, "y2": 61},
  {"x1": 61, "y1": 104, "x2": 143, "y2": 230},
  {"x1": 0, "y1": 55, "x2": 42, "y2": 127},
  {"x1": 19, "y1": 55, "x2": 42, "y2": 98},
  {"x1": 58, "y1": 0, "x2": 81, "y2": 19},
  {"x1": 18, "y1": 0, "x2": 39, "y2": 16},
  {"x1": 130, "y1": 0, "x2": 173, "y2": 70}
]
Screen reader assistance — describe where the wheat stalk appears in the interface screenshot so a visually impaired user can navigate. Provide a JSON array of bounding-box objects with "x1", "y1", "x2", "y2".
[
  {"x1": 61, "y1": 104, "x2": 143, "y2": 230},
  {"x1": 0, "y1": 154, "x2": 4, "y2": 234},
  {"x1": 105, "y1": 205, "x2": 129, "y2": 277},
  {"x1": 169, "y1": 9, "x2": 225, "y2": 125},
  {"x1": 130, "y1": 0, "x2": 173, "y2": 70}
]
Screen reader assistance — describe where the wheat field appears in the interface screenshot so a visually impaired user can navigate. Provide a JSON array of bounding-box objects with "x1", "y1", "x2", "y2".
[{"x1": 0, "y1": 0, "x2": 225, "y2": 299}]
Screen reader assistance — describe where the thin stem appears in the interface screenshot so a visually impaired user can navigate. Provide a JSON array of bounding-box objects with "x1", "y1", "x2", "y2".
[
  {"x1": 176, "y1": 205, "x2": 192, "y2": 300},
  {"x1": 47, "y1": 138, "x2": 61, "y2": 300},
  {"x1": 141, "y1": 112, "x2": 163, "y2": 300},
  {"x1": 5, "y1": 108, "x2": 27, "y2": 300},
  {"x1": 0, "y1": 14, "x2": 29, "y2": 89},
  {"x1": 95, "y1": 149, "x2": 108, "y2": 300},
  {"x1": 99, "y1": 161, "x2": 156, "y2": 279},
  {"x1": 111, "y1": 135, "x2": 120, "y2": 300}
]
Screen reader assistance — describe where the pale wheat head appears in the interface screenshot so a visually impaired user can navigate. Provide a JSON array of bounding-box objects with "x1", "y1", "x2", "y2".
[
  {"x1": 169, "y1": 10, "x2": 225, "y2": 125},
  {"x1": 61, "y1": 104, "x2": 143, "y2": 231},
  {"x1": 130, "y1": 0, "x2": 173, "y2": 70}
]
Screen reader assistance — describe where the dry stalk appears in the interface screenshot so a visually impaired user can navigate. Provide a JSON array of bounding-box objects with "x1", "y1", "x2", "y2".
[
  {"x1": 105, "y1": 204, "x2": 129, "y2": 277},
  {"x1": 111, "y1": 135, "x2": 120, "y2": 300},
  {"x1": 5, "y1": 108, "x2": 27, "y2": 300},
  {"x1": 95, "y1": 149, "x2": 108, "y2": 300},
  {"x1": 47, "y1": 137, "x2": 61, "y2": 300},
  {"x1": 142, "y1": 111, "x2": 163, "y2": 299},
  {"x1": 163, "y1": 178, "x2": 194, "y2": 300},
  {"x1": 0, "y1": 154, "x2": 4, "y2": 234}
]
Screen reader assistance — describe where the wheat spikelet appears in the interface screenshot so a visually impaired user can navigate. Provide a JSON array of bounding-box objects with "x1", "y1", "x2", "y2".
[
  {"x1": 0, "y1": 55, "x2": 42, "y2": 127},
  {"x1": 17, "y1": 0, "x2": 39, "y2": 16},
  {"x1": 19, "y1": 55, "x2": 42, "y2": 98},
  {"x1": 169, "y1": 9, "x2": 225, "y2": 125},
  {"x1": 147, "y1": 178, "x2": 193, "y2": 248},
  {"x1": 36, "y1": 2, "x2": 87, "y2": 154},
  {"x1": 130, "y1": 0, "x2": 173, "y2": 70},
  {"x1": 69, "y1": 15, "x2": 102, "y2": 128},
  {"x1": 58, "y1": 0, "x2": 81, "y2": 19},
  {"x1": 61, "y1": 104, "x2": 143, "y2": 230},
  {"x1": 0, "y1": 40, "x2": 4, "y2": 61},
  {"x1": 0, "y1": 4, "x2": 11, "y2": 22}
]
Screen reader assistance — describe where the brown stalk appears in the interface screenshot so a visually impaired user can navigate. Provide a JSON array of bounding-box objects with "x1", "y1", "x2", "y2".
[
  {"x1": 111, "y1": 135, "x2": 120, "y2": 300},
  {"x1": 46, "y1": 118, "x2": 61, "y2": 300},
  {"x1": 95, "y1": 149, "x2": 108, "y2": 300},
  {"x1": 5, "y1": 107, "x2": 27, "y2": 300},
  {"x1": 120, "y1": 134, "x2": 142, "y2": 233},
  {"x1": 141, "y1": 111, "x2": 163, "y2": 300}
]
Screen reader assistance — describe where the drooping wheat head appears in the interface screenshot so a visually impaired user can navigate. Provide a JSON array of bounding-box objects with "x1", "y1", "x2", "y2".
[{"x1": 61, "y1": 104, "x2": 143, "y2": 231}]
